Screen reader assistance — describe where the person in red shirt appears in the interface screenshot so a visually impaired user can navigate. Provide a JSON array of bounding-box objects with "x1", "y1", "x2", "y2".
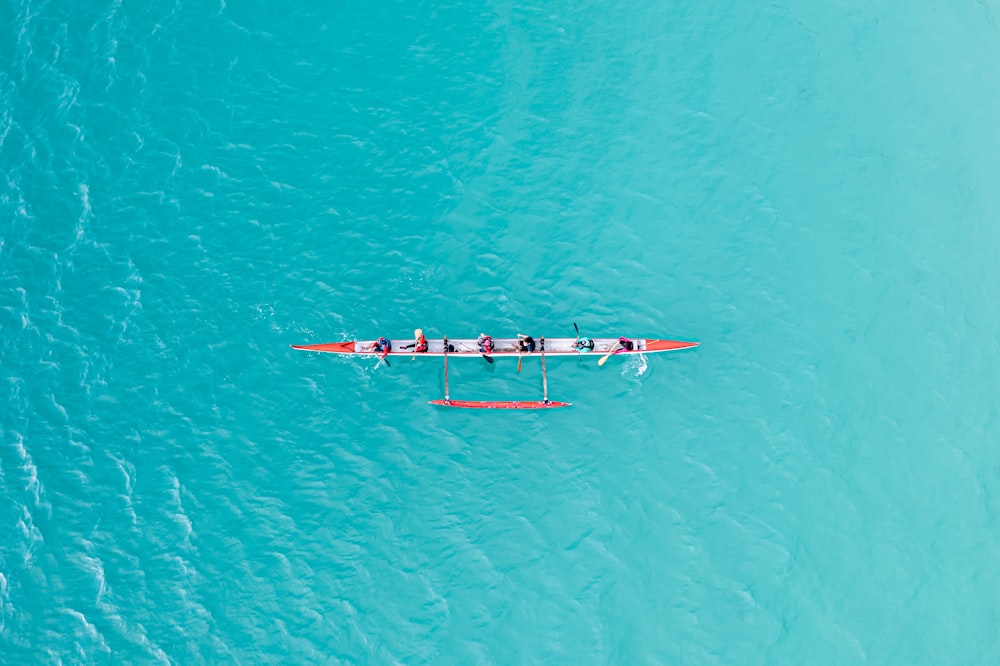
[{"x1": 402, "y1": 329, "x2": 428, "y2": 353}]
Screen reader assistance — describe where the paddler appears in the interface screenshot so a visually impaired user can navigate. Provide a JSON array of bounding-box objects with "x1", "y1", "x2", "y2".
[
  {"x1": 372, "y1": 336, "x2": 392, "y2": 360},
  {"x1": 516, "y1": 334, "x2": 536, "y2": 353},
  {"x1": 401, "y1": 328, "x2": 428, "y2": 353},
  {"x1": 614, "y1": 336, "x2": 634, "y2": 354},
  {"x1": 572, "y1": 322, "x2": 594, "y2": 353},
  {"x1": 597, "y1": 336, "x2": 634, "y2": 367},
  {"x1": 476, "y1": 333, "x2": 494, "y2": 355}
]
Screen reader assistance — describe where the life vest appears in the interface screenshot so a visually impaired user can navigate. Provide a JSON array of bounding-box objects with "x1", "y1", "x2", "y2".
[
  {"x1": 478, "y1": 335, "x2": 494, "y2": 354},
  {"x1": 414, "y1": 333, "x2": 428, "y2": 352},
  {"x1": 574, "y1": 337, "x2": 594, "y2": 352},
  {"x1": 374, "y1": 337, "x2": 391, "y2": 352}
]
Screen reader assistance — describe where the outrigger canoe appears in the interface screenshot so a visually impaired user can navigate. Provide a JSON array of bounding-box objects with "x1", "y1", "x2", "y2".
[
  {"x1": 291, "y1": 337, "x2": 699, "y2": 357},
  {"x1": 292, "y1": 334, "x2": 699, "y2": 410}
]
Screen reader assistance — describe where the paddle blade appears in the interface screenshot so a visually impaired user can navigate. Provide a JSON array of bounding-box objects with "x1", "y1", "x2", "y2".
[
  {"x1": 483, "y1": 355, "x2": 494, "y2": 364},
  {"x1": 598, "y1": 342, "x2": 621, "y2": 367},
  {"x1": 517, "y1": 354, "x2": 523, "y2": 372}
]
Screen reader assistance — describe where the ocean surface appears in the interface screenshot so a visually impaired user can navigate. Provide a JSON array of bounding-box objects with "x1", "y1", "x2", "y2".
[{"x1": 3, "y1": 0, "x2": 1000, "y2": 663}]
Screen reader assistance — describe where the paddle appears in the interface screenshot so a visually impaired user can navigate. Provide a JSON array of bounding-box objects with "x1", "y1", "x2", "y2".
[
  {"x1": 517, "y1": 334, "x2": 525, "y2": 372},
  {"x1": 597, "y1": 341, "x2": 622, "y2": 367}
]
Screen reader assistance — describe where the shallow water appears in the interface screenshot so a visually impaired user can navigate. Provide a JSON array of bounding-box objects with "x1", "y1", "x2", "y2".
[{"x1": 3, "y1": 0, "x2": 1000, "y2": 662}]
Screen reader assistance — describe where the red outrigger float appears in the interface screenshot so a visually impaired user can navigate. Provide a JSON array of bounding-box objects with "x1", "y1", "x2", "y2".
[{"x1": 292, "y1": 332, "x2": 699, "y2": 409}]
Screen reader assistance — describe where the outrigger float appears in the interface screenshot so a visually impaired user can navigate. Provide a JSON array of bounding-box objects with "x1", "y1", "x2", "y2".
[{"x1": 292, "y1": 333, "x2": 699, "y2": 410}]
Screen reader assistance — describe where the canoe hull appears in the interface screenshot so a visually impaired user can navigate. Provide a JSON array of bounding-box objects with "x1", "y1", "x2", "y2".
[{"x1": 292, "y1": 337, "x2": 698, "y2": 358}]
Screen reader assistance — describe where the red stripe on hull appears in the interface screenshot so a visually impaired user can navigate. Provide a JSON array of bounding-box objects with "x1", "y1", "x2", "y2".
[
  {"x1": 429, "y1": 400, "x2": 571, "y2": 409},
  {"x1": 642, "y1": 339, "x2": 700, "y2": 352},
  {"x1": 291, "y1": 342, "x2": 356, "y2": 353}
]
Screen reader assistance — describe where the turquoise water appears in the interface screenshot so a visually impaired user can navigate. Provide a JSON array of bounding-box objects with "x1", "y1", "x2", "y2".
[{"x1": 3, "y1": 0, "x2": 1000, "y2": 662}]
